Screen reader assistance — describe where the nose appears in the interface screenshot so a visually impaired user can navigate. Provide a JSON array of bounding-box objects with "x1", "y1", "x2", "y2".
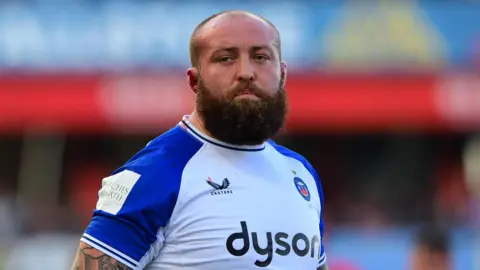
[{"x1": 236, "y1": 58, "x2": 255, "y2": 82}]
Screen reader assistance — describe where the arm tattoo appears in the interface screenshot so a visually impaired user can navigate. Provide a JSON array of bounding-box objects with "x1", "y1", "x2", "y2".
[{"x1": 71, "y1": 244, "x2": 132, "y2": 270}]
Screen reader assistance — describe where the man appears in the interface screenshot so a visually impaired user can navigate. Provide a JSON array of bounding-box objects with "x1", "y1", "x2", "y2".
[
  {"x1": 410, "y1": 224, "x2": 451, "y2": 270},
  {"x1": 71, "y1": 10, "x2": 327, "y2": 270}
]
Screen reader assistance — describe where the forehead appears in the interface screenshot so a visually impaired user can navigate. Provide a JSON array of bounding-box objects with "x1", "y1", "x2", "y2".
[{"x1": 198, "y1": 13, "x2": 278, "y2": 52}]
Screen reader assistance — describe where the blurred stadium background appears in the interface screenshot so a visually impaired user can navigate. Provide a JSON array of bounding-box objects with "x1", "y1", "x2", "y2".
[{"x1": 0, "y1": 0, "x2": 479, "y2": 269}]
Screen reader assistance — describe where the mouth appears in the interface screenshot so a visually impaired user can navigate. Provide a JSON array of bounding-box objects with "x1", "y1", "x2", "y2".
[
  {"x1": 235, "y1": 93, "x2": 259, "y2": 101},
  {"x1": 238, "y1": 90, "x2": 253, "y2": 95},
  {"x1": 236, "y1": 89, "x2": 257, "y2": 97}
]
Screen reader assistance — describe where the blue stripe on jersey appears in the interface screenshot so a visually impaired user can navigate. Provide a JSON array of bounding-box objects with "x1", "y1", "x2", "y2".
[
  {"x1": 268, "y1": 140, "x2": 327, "y2": 259},
  {"x1": 81, "y1": 234, "x2": 138, "y2": 268},
  {"x1": 318, "y1": 252, "x2": 327, "y2": 266},
  {"x1": 84, "y1": 125, "x2": 204, "y2": 263}
]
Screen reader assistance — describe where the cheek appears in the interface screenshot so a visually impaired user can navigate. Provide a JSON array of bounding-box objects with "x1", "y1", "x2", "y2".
[
  {"x1": 258, "y1": 69, "x2": 282, "y2": 90},
  {"x1": 202, "y1": 69, "x2": 232, "y2": 88},
  {"x1": 200, "y1": 76, "x2": 229, "y2": 98}
]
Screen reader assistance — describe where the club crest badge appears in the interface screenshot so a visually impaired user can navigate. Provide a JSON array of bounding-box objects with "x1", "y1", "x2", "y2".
[{"x1": 293, "y1": 177, "x2": 310, "y2": 202}]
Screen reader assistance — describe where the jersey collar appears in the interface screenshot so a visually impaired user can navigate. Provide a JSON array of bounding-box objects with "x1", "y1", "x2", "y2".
[{"x1": 179, "y1": 115, "x2": 266, "y2": 152}]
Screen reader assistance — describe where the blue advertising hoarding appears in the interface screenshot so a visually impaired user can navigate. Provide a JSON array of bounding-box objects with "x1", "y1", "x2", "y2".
[{"x1": 0, "y1": 1, "x2": 478, "y2": 72}]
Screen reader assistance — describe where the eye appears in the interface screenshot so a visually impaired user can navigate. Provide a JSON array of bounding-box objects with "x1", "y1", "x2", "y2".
[
  {"x1": 218, "y1": 56, "x2": 234, "y2": 63},
  {"x1": 254, "y1": 54, "x2": 270, "y2": 62}
]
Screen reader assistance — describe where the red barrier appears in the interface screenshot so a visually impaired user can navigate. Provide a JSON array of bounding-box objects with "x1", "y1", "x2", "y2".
[{"x1": 0, "y1": 73, "x2": 479, "y2": 133}]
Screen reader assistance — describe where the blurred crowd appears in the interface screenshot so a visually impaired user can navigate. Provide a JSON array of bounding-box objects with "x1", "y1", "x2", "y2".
[{"x1": 0, "y1": 0, "x2": 479, "y2": 269}]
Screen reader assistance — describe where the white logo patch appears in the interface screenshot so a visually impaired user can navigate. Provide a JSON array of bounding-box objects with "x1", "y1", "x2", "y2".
[{"x1": 96, "y1": 170, "x2": 141, "y2": 215}]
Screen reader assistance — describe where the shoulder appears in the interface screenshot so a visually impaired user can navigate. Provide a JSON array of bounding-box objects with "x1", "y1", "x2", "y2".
[
  {"x1": 268, "y1": 140, "x2": 318, "y2": 178},
  {"x1": 117, "y1": 125, "x2": 204, "y2": 178},
  {"x1": 268, "y1": 140, "x2": 324, "y2": 200},
  {"x1": 95, "y1": 126, "x2": 204, "y2": 216}
]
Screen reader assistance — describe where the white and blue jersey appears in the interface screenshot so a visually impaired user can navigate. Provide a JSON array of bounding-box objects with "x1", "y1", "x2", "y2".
[{"x1": 81, "y1": 116, "x2": 327, "y2": 269}]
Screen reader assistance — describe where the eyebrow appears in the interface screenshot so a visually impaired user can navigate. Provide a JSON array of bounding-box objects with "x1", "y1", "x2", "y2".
[
  {"x1": 212, "y1": 47, "x2": 238, "y2": 55},
  {"x1": 212, "y1": 45, "x2": 274, "y2": 56}
]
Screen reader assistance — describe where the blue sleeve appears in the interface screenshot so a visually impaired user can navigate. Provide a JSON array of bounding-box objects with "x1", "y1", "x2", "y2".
[{"x1": 81, "y1": 128, "x2": 203, "y2": 269}]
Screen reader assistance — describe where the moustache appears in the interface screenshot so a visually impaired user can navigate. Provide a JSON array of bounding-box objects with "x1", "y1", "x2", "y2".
[{"x1": 229, "y1": 82, "x2": 269, "y2": 99}]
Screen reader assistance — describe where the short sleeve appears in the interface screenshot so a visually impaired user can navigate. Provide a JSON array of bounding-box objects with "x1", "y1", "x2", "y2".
[
  {"x1": 80, "y1": 129, "x2": 203, "y2": 269},
  {"x1": 81, "y1": 164, "x2": 178, "y2": 269}
]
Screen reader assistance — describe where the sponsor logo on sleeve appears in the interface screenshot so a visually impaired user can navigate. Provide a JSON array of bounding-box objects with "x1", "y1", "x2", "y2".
[{"x1": 96, "y1": 170, "x2": 141, "y2": 215}]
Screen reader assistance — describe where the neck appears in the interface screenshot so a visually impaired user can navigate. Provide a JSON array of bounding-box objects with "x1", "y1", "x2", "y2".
[{"x1": 188, "y1": 110, "x2": 214, "y2": 138}]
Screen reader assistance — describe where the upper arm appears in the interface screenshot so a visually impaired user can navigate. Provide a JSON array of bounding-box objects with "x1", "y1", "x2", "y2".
[
  {"x1": 301, "y1": 159, "x2": 327, "y2": 268},
  {"x1": 268, "y1": 142, "x2": 328, "y2": 268},
  {"x1": 77, "y1": 135, "x2": 202, "y2": 269},
  {"x1": 80, "y1": 164, "x2": 179, "y2": 269},
  {"x1": 78, "y1": 144, "x2": 199, "y2": 269},
  {"x1": 71, "y1": 242, "x2": 132, "y2": 270},
  {"x1": 73, "y1": 128, "x2": 203, "y2": 269}
]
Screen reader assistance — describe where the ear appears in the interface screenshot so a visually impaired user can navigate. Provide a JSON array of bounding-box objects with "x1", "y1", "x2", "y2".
[
  {"x1": 280, "y1": 61, "x2": 287, "y2": 87},
  {"x1": 187, "y1": 67, "x2": 199, "y2": 94}
]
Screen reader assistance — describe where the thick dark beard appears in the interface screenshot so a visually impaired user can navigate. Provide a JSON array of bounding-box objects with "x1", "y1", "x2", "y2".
[{"x1": 196, "y1": 78, "x2": 288, "y2": 146}]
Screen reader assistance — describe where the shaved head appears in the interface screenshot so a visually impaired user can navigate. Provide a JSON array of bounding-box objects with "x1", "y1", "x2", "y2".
[{"x1": 189, "y1": 10, "x2": 281, "y2": 68}]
